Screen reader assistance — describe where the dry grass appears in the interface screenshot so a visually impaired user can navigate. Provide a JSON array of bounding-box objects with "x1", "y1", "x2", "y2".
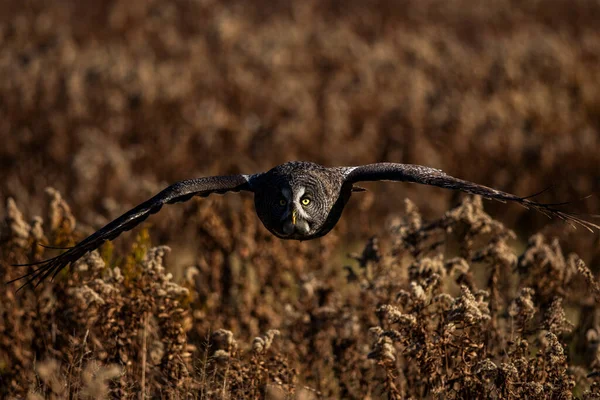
[
  {"x1": 1, "y1": 0, "x2": 600, "y2": 398},
  {"x1": 2, "y1": 192, "x2": 600, "y2": 398}
]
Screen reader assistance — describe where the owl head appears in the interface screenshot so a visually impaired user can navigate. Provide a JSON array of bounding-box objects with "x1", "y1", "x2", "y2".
[{"x1": 253, "y1": 162, "x2": 351, "y2": 240}]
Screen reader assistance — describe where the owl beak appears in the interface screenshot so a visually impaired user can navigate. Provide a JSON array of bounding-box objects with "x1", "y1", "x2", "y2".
[{"x1": 282, "y1": 209, "x2": 309, "y2": 236}]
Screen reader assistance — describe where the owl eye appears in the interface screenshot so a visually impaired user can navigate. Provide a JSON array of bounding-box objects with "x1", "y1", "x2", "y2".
[
  {"x1": 301, "y1": 197, "x2": 311, "y2": 206},
  {"x1": 279, "y1": 199, "x2": 287, "y2": 206}
]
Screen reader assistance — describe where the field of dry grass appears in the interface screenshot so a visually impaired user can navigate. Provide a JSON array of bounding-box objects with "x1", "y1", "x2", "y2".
[{"x1": 1, "y1": 0, "x2": 600, "y2": 398}]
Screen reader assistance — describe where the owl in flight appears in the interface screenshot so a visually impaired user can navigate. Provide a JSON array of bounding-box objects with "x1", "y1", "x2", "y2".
[{"x1": 10, "y1": 161, "x2": 599, "y2": 290}]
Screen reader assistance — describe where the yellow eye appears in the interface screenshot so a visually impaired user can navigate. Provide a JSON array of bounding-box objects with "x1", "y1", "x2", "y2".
[
  {"x1": 279, "y1": 199, "x2": 287, "y2": 206},
  {"x1": 301, "y1": 198, "x2": 311, "y2": 206}
]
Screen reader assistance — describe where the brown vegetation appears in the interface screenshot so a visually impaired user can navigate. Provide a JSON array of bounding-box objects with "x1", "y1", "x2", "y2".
[
  {"x1": 1, "y1": 0, "x2": 600, "y2": 398},
  {"x1": 3, "y1": 193, "x2": 600, "y2": 398}
]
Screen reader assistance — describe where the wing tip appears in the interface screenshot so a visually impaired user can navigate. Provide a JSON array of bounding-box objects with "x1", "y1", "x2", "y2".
[
  {"x1": 517, "y1": 192, "x2": 600, "y2": 233},
  {"x1": 8, "y1": 256, "x2": 70, "y2": 292}
]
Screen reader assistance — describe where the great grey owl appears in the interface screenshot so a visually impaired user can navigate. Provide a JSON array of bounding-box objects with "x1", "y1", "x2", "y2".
[{"x1": 10, "y1": 161, "x2": 599, "y2": 290}]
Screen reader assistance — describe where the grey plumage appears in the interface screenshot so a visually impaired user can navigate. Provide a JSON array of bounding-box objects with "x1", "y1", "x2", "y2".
[{"x1": 10, "y1": 161, "x2": 599, "y2": 290}]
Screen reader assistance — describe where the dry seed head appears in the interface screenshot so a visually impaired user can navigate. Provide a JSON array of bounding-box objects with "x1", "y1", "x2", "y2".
[
  {"x1": 577, "y1": 258, "x2": 600, "y2": 300},
  {"x1": 212, "y1": 329, "x2": 238, "y2": 353},
  {"x1": 395, "y1": 289, "x2": 411, "y2": 307},
  {"x1": 394, "y1": 313, "x2": 417, "y2": 329},
  {"x1": 474, "y1": 359, "x2": 498, "y2": 381},
  {"x1": 422, "y1": 273, "x2": 442, "y2": 293},
  {"x1": 70, "y1": 285, "x2": 106, "y2": 306},
  {"x1": 499, "y1": 362, "x2": 519, "y2": 381},
  {"x1": 184, "y1": 266, "x2": 199, "y2": 285},
  {"x1": 350, "y1": 236, "x2": 381, "y2": 268},
  {"x1": 382, "y1": 329, "x2": 403, "y2": 342},
  {"x1": 445, "y1": 196, "x2": 507, "y2": 236},
  {"x1": 447, "y1": 285, "x2": 490, "y2": 324},
  {"x1": 444, "y1": 322, "x2": 457, "y2": 338},
  {"x1": 378, "y1": 305, "x2": 417, "y2": 329},
  {"x1": 432, "y1": 293, "x2": 454, "y2": 309},
  {"x1": 150, "y1": 339, "x2": 165, "y2": 364},
  {"x1": 81, "y1": 361, "x2": 122, "y2": 399},
  {"x1": 295, "y1": 387, "x2": 320, "y2": 400},
  {"x1": 541, "y1": 331, "x2": 566, "y2": 366},
  {"x1": 313, "y1": 305, "x2": 338, "y2": 320},
  {"x1": 473, "y1": 290, "x2": 489, "y2": 304},
  {"x1": 518, "y1": 234, "x2": 577, "y2": 299},
  {"x1": 301, "y1": 275, "x2": 322, "y2": 299},
  {"x1": 523, "y1": 382, "x2": 545, "y2": 397},
  {"x1": 512, "y1": 356, "x2": 528, "y2": 375},
  {"x1": 164, "y1": 281, "x2": 190, "y2": 297},
  {"x1": 265, "y1": 384, "x2": 287, "y2": 400},
  {"x1": 380, "y1": 338, "x2": 396, "y2": 363},
  {"x1": 30, "y1": 216, "x2": 46, "y2": 242},
  {"x1": 368, "y1": 335, "x2": 397, "y2": 363},
  {"x1": 587, "y1": 328, "x2": 599, "y2": 344},
  {"x1": 472, "y1": 237, "x2": 518, "y2": 267},
  {"x1": 45, "y1": 187, "x2": 76, "y2": 233},
  {"x1": 377, "y1": 304, "x2": 400, "y2": 320},
  {"x1": 583, "y1": 382, "x2": 600, "y2": 399},
  {"x1": 213, "y1": 349, "x2": 232, "y2": 364},
  {"x1": 90, "y1": 278, "x2": 119, "y2": 296},
  {"x1": 5, "y1": 197, "x2": 31, "y2": 247},
  {"x1": 252, "y1": 329, "x2": 281, "y2": 354},
  {"x1": 35, "y1": 358, "x2": 65, "y2": 395},
  {"x1": 389, "y1": 198, "x2": 423, "y2": 242},
  {"x1": 544, "y1": 297, "x2": 574, "y2": 335},
  {"x1": 408, "y1": 255, "x2": 446, "y2": 281},
  {"x1": 403, "y1": 198, "x2": 422, "y2": 229},
  {"x1": 110, "y1": 267, "x2": 124, "y2": 283},
  {"x1": 446, "y1": 257, "x2": 470, "y2": 275},
  {"x1": 76, "y1": 250, "x2": 106, "y2": 273},
  {"x1": 143, "y1": 246, "x2": 171, "y2": 274},
  {"x1": 508, "y1": 287, "x2": 536, "y2": 322},
  {"x1": 369, "y1": 326, "x2": 384, "y2": 338},
  {"x1": 410, "y1": 282, "x2": 426, "y2": 303}
]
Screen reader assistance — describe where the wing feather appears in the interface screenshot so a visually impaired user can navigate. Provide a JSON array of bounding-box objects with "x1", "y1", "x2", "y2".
[
  {"x1": 344, "y1": 163, "x2": 600, "y2": 231},
  {"x1": 9, "y1": 175, "x2": 253, "y2": 291}
]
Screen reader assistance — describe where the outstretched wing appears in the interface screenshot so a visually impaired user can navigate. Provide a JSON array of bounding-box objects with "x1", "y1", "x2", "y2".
[
  {"x1": 343, "y1": 162, "x2": 600, "y2": 231},
  {"x1": 10, "y1": 174, "x2": 255, "y2": 291}
]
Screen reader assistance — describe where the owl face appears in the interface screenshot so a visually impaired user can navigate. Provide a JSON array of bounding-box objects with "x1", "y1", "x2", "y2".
[{"x1": 254, "y1": 177, "x2": 333, "y2": 240}]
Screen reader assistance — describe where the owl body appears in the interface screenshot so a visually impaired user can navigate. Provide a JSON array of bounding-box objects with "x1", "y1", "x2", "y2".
[{"x1": 251, "y1": 161, "x2": 352, "y2": 240}]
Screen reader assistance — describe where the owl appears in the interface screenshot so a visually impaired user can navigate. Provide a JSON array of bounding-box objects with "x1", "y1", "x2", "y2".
[{"x1": 10, "y1": 161, "x2": 598, "y2": 290}]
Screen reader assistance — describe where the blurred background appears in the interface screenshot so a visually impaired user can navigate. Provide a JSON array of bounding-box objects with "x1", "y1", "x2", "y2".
[
  {"x1": 2, "y1": 0, "x2": 600, "y2": 397},
  {"x1": 1, "y1": 0, "x2": 600, "y2": 260}
]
